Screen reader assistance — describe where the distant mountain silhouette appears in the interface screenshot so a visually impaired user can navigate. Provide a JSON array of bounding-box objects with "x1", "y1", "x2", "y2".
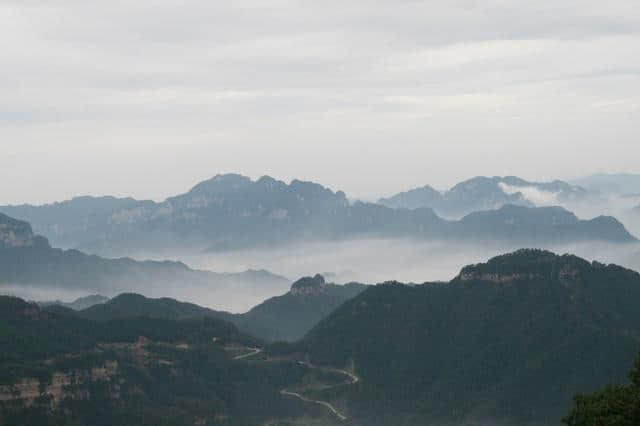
[
  {"x1": 572, "y1": 173, "x2": 640, "y2": 195},
  {"x1": 0, "y1": 175, "x2": 633, "y2": 256},
  {"x1": 0, "y1": 214, "x2": 288, "y2": 308},
  {"x1": 378, "y1": 184, "x2": 445, "y2": 210},
  {"x1": 379, "y1": 176, "x2": 597, "y2": 217}
]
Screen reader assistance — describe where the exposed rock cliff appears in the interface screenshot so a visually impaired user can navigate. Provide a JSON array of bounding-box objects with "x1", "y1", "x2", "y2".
[
  {"x1": 0, "y1": 213, "x2": 49, "y2": 248},
  {"x1": 0, "y1": 361, "x2": 118, "y2": 407}
]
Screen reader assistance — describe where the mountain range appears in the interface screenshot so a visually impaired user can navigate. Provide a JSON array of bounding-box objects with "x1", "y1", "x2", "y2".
[
  {"x1": 0, "y1": 213, "x2": 289, "y2": 311},
  {"x1": 572, "y1": 173, "x2": 640, "y2": 195},
  {"x1": 0, "y1": 174, "x2": 634, "y2": 256},
  {"x1": 378, "y1": 176, "x2": 598, "y2": 217}
]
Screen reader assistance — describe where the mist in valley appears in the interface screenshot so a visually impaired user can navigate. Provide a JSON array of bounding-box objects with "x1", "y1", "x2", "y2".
[
  {"x1": 191, "y1": 239, "x2": 640, "y2": 283},
  {"x1": 3, "y1": 191, "x2": 640, "y2": 314},
  {"x1": 97, "y1": 236, "x2": 640, "y2": 313}
]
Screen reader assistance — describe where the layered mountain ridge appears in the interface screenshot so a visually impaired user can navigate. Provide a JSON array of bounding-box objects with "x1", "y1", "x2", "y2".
[
  {"x1": 379, "y1": 175, "x2": 598, "y2": 217},
  {"x1": 0, "y1": 174, "x2": 634, "y2": 256},
  {"x1": 0, "y1": 214, "x2": 289, "y2": 311}
]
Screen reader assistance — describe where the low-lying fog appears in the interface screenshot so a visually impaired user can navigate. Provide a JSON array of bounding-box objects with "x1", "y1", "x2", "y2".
[
  {"x1": 4, "y1": 238, "x2": 640, "y2": 313},
  {"x1": 182, "y1": 238, "x2": 640, "y2": 288}
]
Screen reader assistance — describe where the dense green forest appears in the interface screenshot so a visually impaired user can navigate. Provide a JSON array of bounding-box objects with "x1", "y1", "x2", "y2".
[
  {"x1": 4, "y1": 250, "x2": 640, "y2": 425},
  {"x1": 289, "y1": 250, "x2": 640, "y2": 425},
  {"x1": 563, "y1": 354, "x2": 640, "y2": 425},
  {"x1": 0, "y1": 296, "x2": 309, "y2": 426}
]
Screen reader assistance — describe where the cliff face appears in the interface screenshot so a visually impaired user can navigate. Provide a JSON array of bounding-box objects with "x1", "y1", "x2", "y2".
[
  {"x1": 453, "y1": 249, "x2": 591, "y2": 286},
  {"x1": 0, "y1": 213, "x2": 49, "y2": 248},
  {"x1": 456, "y1": 271, "x2": 545, "y2": 284},
  {"x1": 290, "y1": 274, "x2": 328, "y2": 296},
  {"x1": 0, "y1": 361, "x2": 119, "y2": 408}
]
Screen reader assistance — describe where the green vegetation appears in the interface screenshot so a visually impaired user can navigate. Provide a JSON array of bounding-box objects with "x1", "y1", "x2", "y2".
[
  {"x1": 233, "y1": 275, "x2": 366, "y2": 342},
  {"x1": 77, "y1": 277, "x2": 366, "y2": 343},
  {"x1": 0, "y1": 296, "x2": 309, "y2": 425},
  {"x1": 5, "y1": 249, "x2": 640, "y2": 425},
  {"x1": 563, "y1": 355, "x2": 640, "y2": 426},
  {"x1": 563, "y1": 356, "x2": 640, "y2": 426},
  {"x1": 293, "y1": 250, "x2": 640, "y2": 425}
]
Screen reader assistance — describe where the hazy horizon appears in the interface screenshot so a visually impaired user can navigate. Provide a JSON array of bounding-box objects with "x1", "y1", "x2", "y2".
[
  {"x1": 2, "y1": 1, "x2": 639, "y2": 205},
  {"x1": 2, "y1": 170, "x2": 640, "y2": 206}
]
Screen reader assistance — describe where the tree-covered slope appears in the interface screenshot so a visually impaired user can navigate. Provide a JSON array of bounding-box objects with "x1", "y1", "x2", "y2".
[
  {"x1": 563, "y1": 354, "x2": 640, "y2": 426},
  {"x1": 78, "y1": 293, "x2": 231, "y2": 322},
  {"x1": 78, "y1": 275, "x2": 367, "y2": 343},
  {"x1": 296, "y1": 250, "x2": 640, "y2": 425},
  {"x1": 234, "y1": 274, "x2": 367, "y2": 342},
  {"x1": 0, "y1": 296, "x2": 307, "y2": 426}
]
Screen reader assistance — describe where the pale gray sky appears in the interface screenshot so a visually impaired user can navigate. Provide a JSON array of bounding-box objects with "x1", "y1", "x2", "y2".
[{"x1": 1, "y1": 0, "x2": 639, "y2": 204}]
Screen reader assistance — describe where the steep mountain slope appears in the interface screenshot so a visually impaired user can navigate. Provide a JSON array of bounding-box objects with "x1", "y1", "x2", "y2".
[
  {"x1": 379, "y1": 176, "x2": 596, "y2": 217},
  {"x1": 1, "y1": 176, "x2": 633, "y2": 256},
  {"x1": 0, "y1": 213, "x2": 49, "y2": 249},
  {"x1": 295, "y1": 250, "x2": 640, "y2": 425}
]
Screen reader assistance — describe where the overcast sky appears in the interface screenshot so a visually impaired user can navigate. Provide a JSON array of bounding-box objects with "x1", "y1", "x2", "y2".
[{"x1": 1, "y1": 0, "x2": 639, "y2": 204}]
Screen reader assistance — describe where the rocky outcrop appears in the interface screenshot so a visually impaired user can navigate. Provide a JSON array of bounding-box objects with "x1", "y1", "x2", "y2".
[
  {"x1": 290, "y1": 274, "x2": 328, "y2": 296},
  {"x1": 454, "y1": 249, "x2": 593, "y2": 286},
  {"x1": 0, "y1": 361, "x2": 119, "y2": 408},
  {"x1": 456, "y1": 271, "x2": 544, "y2": 284},
  {"x1": 0, "y1": 213, "x2": 49, "y2": 248}
]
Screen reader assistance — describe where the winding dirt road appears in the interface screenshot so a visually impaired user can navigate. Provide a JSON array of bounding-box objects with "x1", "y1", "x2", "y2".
[
  {"x1": 232, "y1": 347, "x2": 263, "y2": 360},
  {"x1": 231, "y1": 346, "x2": 358, "y2": 422},
  {"x1": 279, "y1": 361, "x2": 358, "y2": 421},
  {"x1": 280, "y1": 389, "x2": 348, "y2": 421}
]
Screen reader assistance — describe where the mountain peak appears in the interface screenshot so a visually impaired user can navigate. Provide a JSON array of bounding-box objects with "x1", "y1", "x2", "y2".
[
  {"x1": 453, "y1": 249, "x2": 617, "y2": 285},
  {"x1": 290, "y1": 274, "x2": 327, "y2": 295},
  {"x1": 187, "y1": 173, "x2": 253, "y2": 194}
]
